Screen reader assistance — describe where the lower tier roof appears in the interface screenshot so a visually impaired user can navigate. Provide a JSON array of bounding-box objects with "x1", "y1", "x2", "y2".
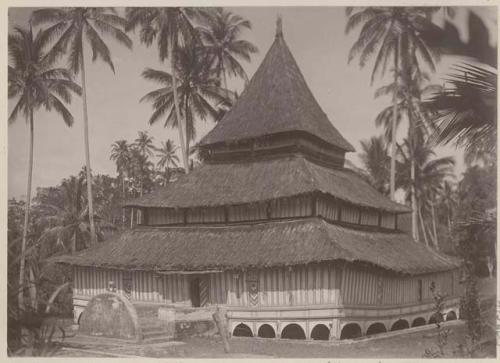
[
  {"x1": 125, "y1": 156, "x2": 410, "y2": 213},
  {"x1": 53, "y1": 218, "x2": 459, "y2": 275}
]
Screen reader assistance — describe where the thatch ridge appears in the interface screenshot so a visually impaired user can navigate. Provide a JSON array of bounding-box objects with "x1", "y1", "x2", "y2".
[
  {"x1": 125, "y1": 155, "x2": 410, "y2": 213},
  {"x1": 199, "y1": 30, "x2": 355, "y2": 152},
  {"x1": 53, "y1": 218, "x2": 459, "y2": 275}
]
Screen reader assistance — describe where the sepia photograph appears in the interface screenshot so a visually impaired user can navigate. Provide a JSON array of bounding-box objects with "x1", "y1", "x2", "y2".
[{"x1": 6, "y1": 3, "x2": 497, "y2": 358}]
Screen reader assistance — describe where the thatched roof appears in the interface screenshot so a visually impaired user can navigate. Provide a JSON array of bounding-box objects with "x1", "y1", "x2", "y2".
[
  {"x1": 53, "y1": 218, "x2": 460, "y2": 275},
  {"x1": 199, "y1": 23, "x2": 354, "y2": 152},
  {"x1": 125, "y1": 156, "x2": 409, "y2": 213}
]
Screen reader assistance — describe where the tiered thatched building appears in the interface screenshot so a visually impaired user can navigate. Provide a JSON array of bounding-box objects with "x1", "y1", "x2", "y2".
[{"x1": 57, "y1": 19, "x2": 461, "y2": 341}]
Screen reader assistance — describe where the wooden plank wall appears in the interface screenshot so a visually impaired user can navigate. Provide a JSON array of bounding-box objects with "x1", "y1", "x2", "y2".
[
  {"x1": 143, "y1": 196, "x2": 400, "y2": 231},
  {"x1": 360, "y1": 210, "x2": 379, "y2": 226},
  {"x1": 316, "y1": 198, "x2": 338, "y2": 220},
  {"x1": 380, "y1": 213, "x2": 396, "y2": 229},
  {"x1": 270, "y1": 196, "x2": 312, "y2": 219},
  {"x1": 228, "y1": 204, "x2": 267, "y2": 222},
  {"x1": 148, "y1": 208, "x2": 183, "y2": 225},
  {"x1": 214, "y1": 264, "x2": 343, "y2": 307},
  {"x1": 73, "y1": 267, "x2": 190, "y2": 305},
  {"x1": 74, "y1": 265, "x2": 458, "y2": 308},
  {"x1": 186, "y1": 207, "x2": 225, "y2": 223},
  {"x1": 341, "y1": 205, "x2": 360, "y2": 224}
]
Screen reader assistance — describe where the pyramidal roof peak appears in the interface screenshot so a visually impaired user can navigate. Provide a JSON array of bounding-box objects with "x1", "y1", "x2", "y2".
[
  {"x1": 200, "y1": 17, "x2": 355, "y2": 152},
  {"x1": 275, "y1": 14, "x2": 283, "y2": 38}
]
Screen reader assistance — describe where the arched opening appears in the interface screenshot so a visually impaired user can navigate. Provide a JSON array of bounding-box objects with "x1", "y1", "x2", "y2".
[
  {"x1": 428, "y1": 313, "x2": 443, "y2": 325},
  {"x1": 366, "y1": 322, "x2": 387, "y2": 336},
  {"x1": 310, "y1": 324, "x2": 330, "y2": 340},
  {"x1": 257, "y1": 324, "x2": 276, "y2": 338},
  {"x1": 411, "y1": 317, "x2": 426, "y2": 327},
  {"x1": 446, "y1": 311, "x2": 457, "y2": 321},
  {"x1": 340, "y1": 323, "x2": 362, "y2": 340},
  {"x1": 233, "y1": 323, "x2": 253, "y2": 337},
  {"x1": 391, "y1": 319, "x2": 409, "y2": 331},
  {"x1": 281, "y1": 324, "x2": 306, "y2": 340}
]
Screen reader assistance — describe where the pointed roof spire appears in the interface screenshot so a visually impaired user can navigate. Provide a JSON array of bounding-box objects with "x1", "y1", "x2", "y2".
[
  {"x1": 276, "y1": 14, "x2": 283, "y2": 38},
  {"x1": 200, "y1": 18, "x2": 355, "y2": 153}
]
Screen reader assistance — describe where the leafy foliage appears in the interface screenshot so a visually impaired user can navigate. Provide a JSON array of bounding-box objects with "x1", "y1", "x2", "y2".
[
  {"x1": 31, "y1": 7, "x2": 132, "y2": 74},
  {"x1": 140, "y1": 46, "x2": 232, "y2": 150},
  {"x1": 198, "y1": 8, "x2": 258, "y2": 86},
  {"x1": 426, "y1": 64, "x2": 497, "y2": 165}
]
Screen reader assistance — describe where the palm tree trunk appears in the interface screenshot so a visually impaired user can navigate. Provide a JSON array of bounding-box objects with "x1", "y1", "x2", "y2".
[
  {"x1": 431, "y1": 201, "x2": 440, "y2": 250},
  {"x1": 411, "y1": 160, "x2": 418, "y2": 241},
  {"x1": 122, "y1": 176, "x2": 125, "y2": 228},
  {"x1": 18, "y1": 108, "x2": 34, "y2": 311},
  {"x1": 184, "y1": 98, "x2": 191, "y2": 168},
  {"x1": 403, "y1": 34, "x2": 419, "y2": 242},
  {"x1": 447, "y1": 209, "x2": 452, "y2": 234},
  {"x1": 390, "y1": 43, "x2": 398, "y2": 201},
  {"x1": 418, "y1": 204, "x2": 429, "y2": 246},
  {"x1": 28, "y1": 265, "x2": 37, "y2": 310},
  {"x1": 169, "y1": 37, "x2": 189, "y2": 173},
  {"x1": 222, "y1": 66, "x2": 230, "y2": 101},
  {"x1": 79, "y1": 49, "x2": 97, "y2": 246}
]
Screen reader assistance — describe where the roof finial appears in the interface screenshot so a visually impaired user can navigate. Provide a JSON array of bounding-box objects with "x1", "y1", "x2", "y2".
[{"x1": 276, "y1": 14, "x2": 283, "y2": 38}]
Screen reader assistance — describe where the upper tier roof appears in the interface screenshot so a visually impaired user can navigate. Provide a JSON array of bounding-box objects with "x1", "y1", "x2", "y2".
[
  {"x1": 199, "y1": 19, "x2": 355, "y2": 152},
  {"x1": 125, "y1": 155, "x2": 410, "y2": 213}
]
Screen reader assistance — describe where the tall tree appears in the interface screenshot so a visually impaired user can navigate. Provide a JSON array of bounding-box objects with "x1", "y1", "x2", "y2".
[
  {"x1": 126, "y1": 7, "x2": 204, "y2": 173},
  {"x1": 31, "y1": 7, "x2": 133, "y2": 246},
  {"x1": 398, "y1": 136, "x2": 455, "y2": 249},
  {"x1": 35, "y1": 175, "x2": 96, "y2": 254},
  {"x1": 140, "y1": 46, "x2": 231, "y2": 156},
  {"x1": 347, "y1": 7, "x2": 441, "y2": 240},
  {"x1": 374, "y1": 70, "x2": 442, "y2": 140},
  {"x1": 346, "y1": 7, "x2": 401, "y2": 202},
  {"x1": 8, "y1": 25, "x2": 81, "y2": 310},
  {"x1": 110, "y1": 140, "x2": 131, "y2": 227},
  {"x1": 134, "y1": 131, "x2": 156, "y2": 158},
  {"x1": 156, "y1": 140, "x2": 180, "y2": 185},
  {"x1": 198, "y1": 8, "x2": 258, "y2": 92}
]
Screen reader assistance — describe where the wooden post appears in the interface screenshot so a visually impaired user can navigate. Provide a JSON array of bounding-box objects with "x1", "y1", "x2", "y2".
[
  {"x1": 212, "y1": 307, "x2": 230, "y2": 353},
  {"x1": 311, "y1": 193, "x2": 317, "y2": 217}
]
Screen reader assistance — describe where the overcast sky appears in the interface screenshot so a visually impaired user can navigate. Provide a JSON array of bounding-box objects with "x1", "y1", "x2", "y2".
[{"x1": 8, "y1": 6, "x2": 497, "y2": 199}]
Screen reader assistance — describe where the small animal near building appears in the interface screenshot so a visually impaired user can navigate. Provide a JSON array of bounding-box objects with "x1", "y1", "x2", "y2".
[{"x1": 55, "y1": 18, "x2": 461, "y2": 341}]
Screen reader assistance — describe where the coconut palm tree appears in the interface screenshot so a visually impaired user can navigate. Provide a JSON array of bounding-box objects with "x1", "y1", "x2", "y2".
[
  {"x1": 156, "y1": 140, "x2": 180, "y2": 185},
  {"x1": 346, "y1": 7, "x2": 402, "y2": 202},
  {"x1": 8, "y1": 25, "x2": 81, "y2": 310},
  {"x1": 125, "y1": 7, "x2": 205, "y2": 173},
  {"x1": 346, "y1": 7, "x2": 441, "y2": 241},
  {"x1": 140, "y1": 46, "x2": 231, "y2": 156},
  {"x1": 134, "y1": 131, "x2": 156, "y2": 158},
  {"x1": 359, "y1": 136, "x2": 391, "y2": 195},
  {"x1": 110, "y1": 140, "x2": 131, "y2": 227},
  {"x1": 374, "y1": 70, "x2": 443, "y2": 140},
  {"x1": 197, "y1": 8, "x2": 258, "y2": 93},
  {"x1": 35, "y1": 175, "x2": 98, "y2": 254},
  {"x1": 397, "y1": 136, "x2": 455, "y2": 249},
  {"x1": 128, "y1": 146, "x2": 154, "y2": 197},
  {"x1": 31, "y1": 7, "x2": 133, "y2": 246}
]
